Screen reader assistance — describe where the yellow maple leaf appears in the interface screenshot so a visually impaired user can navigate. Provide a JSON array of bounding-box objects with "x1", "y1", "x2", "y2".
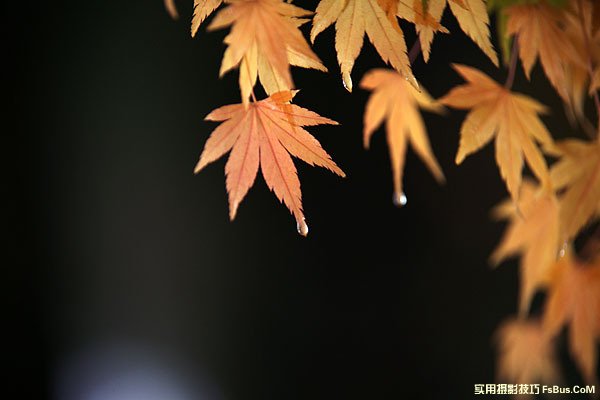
[
  {"x1": 361, "y1": 69, "x2": 444, "y2": 204},
  {"x1": 543, "y1": 251, "x2": 600, "y2": 385},
  {"x1": 398, "y1": 0, "x2": 497, "y2": 65},
  {"x1": 549, "y1": 138, "x2": 600, "y2": 241},
  {"x1": 191, "y1": 0, "x2": 224, "y2": 36},
  {"x1": 495, "y1": 319, "x2": 562, "y2": 388},
  {"x1": 310, "y1": 0, "x2": 417, "y2": 92},
  {"x1": 208, "y1": 0, "x2": 326, "y2": 103},
  {"x1": 439, "y1": 64, "x2": 553, "y2": 202},
  {"x1": 491, "y1": 181, "x2": 560, "y2": 314},
  {"x1": 195, "y1": 91, "x2": 344, "y2": 235},
  {"x1": 506, "y1": 3, "x2": 583, "y2": 101}
]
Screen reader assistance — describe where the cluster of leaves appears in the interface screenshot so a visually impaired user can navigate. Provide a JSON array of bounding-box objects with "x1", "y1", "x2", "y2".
[
  {"x1": 165, "y1": 0, "x2": 600, "y2": 391},
  {"x1": 477, "y1": 1, "x2": 600, "y2": 389},
  {"x1": 168, "y1": 0, "x2": 503, "y2": 232}
]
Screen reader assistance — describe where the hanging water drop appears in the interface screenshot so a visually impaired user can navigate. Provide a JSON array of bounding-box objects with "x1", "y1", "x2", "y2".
[
  {"x1": 297, "y1": 218, "x2": 309, "y2": 237},
  {"x1": 558, "y1": 241, "x2": 568, "y2": 258},
  {"x1": 342, "y1": 73, "x2": 353, "y2": 93},
  {"x1": 404, "y1": 75, "x2": 420, "y2": 92},
  {"x1": 392, "y1": 191, "x2": 407, "y2": 207}
]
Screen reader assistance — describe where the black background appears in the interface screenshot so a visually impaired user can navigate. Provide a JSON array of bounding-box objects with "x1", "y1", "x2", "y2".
[{"x1": 8, "y1": 0, "x2": 595, "y2": 399}]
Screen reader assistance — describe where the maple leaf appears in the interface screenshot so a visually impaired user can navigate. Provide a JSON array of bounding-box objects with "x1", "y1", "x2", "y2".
[
  {"x1": 491, "y1": 181, "x2": 560, "y2": 314},
  {"x1": 164, "y1": 0, "x2": 179, "y2": 19},
  {"x1": 398, "y1": 0, "x2": 497, "y2": 65},
  {"x1": 549, "y1": 138, "x2": 600, "y2": 241},
  {"x1": 361, "y1": 69, "x2": 445, "y2": 205},
  {"x1": 439, "y1": 64, "x2": 553, "y2": 202},
  {"x1": 191, "y1": 0, "x2": 224, "y2": 36},
  {"x1": 495, "y1": 319, "x2": 562, "y2": 389},
  {"x1": 194, "y1": 91, "x2": 345, "y2": 235},
  {"x1": 310, "y1": 0, "x2": 417, "y2": 92},
  {"x1": 505, "y1": 3, "x2": 583, "y2": 101},
  {"x1": 543, "y1": 251, "x2": 600, "y2": 385},
  {"x1": 208, "y1": 0, "x2": 326, "y2": 103}
]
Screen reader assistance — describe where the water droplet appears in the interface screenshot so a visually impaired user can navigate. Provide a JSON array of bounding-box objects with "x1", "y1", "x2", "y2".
[
  {"x1": 296, "y1": 218, "x2": 309, "y2": 237},
  {"x1": 405, "y1": 76, "x2": 420, "y2": 92},
  {"x1": 392, "y1": 191, "x2": 407, "y2": 207},
  {"x1": 342, "y1": 73, "x2": 353, "y2": 92},
  {"x1": 558, "y1": 242, "x2": 568, "y2": 258}
]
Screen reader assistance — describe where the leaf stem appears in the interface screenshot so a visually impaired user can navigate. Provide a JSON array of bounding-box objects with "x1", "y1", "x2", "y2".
[
  {"x1": 408, "y1": 40, "x2": 421, "y2": 64},
  {"x1": 504, "y1": 37, "x2": 518, "y2": 90},
  {"x1": 577, "y1": 0, "x2": 600, "y2": 136},
  {"x1": 242, "y1": 54, "x2": 258, "y2": 103}
]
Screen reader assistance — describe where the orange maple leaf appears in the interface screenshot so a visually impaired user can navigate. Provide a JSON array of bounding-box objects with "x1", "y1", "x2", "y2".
[
  {"x1": 360, "y1": 69, "x2": 445, "y2": 205},
  {"x1": 491, "y1": 181, "x2": 560, "y2": 315},
  {"x1": 194, "y1": 91, "x2": 345, "y2": 235},
  {"x1": 549, "y1": 138, "x2": 600, "y2": 242},
  {"x1": 398, "y1": 0, "x2": 497, "y2": 65},
  {"x1": 310, "y1": 0, "x2": 417, "y2": 92},
  {"x1": 495, "y1": 319, "x2": 562, "y2": 389},
  {"x1": 208, "y1": 0, "x2": 326, "y2": 102},
  {"x1": 506, "y1": 3, "x2": 583, "y2": 101},
  {"x1": 191, "y1": 0, "x2": 224, "y2": 36},
  {"x1": 543, "y1": 251, "x2": 600, "y2": 385},
  {"x1": 439, "y1": 64, "x2": 553, "y2": 202}
]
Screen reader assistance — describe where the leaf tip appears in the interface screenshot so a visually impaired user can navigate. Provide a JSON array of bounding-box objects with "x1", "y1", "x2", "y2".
[
  {"x1": 455, "y1": 151, "x2": 466, "y2": 165},
  {"x1": 436, "y1": 172, "x2": 446, "y2": 185},
  {"x1": 229, "y1": 202, "x2": 239, "y2": 221},
  {"x1": 165, "y1": 0, "x2": 179, "y2": 20},
  {"x1": 194, "y1": 160, "x2": 205, "y2": 174},
  {"x1": 488, "y1": 253, "x2": 502, "y2": 269}
]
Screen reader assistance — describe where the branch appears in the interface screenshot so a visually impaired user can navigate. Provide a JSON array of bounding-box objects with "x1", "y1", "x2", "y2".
[
  {"x1": 504, "y1": 38, "x2": 519, "y2": 90},
  {"x1": 408, "y1": 40, "x2": 421, "y2": 65}
]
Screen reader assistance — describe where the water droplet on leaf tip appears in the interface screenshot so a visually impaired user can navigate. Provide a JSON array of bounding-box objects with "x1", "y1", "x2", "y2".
[
  {"x1": 342, "y1": 75, "x2": 352, "y2": 92},
  {"x1": 558, "y1": 242, "x2": 568, "y2": 258},
  {"x1": 296, "y1": 219, "x2": 309, "y2": 237},
  {"x1": 392, "y1": 191, "x2": 407, "y2": 207}
]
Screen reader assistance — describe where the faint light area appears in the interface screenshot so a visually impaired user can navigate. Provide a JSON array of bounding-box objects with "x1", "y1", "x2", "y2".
[{"x1": 55, "y1": 343, "x2": 221, "y2": 400}]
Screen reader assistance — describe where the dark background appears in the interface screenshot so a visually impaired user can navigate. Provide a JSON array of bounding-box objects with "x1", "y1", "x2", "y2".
[{"x1": 7, "y1": 0, "x2": 594, "y2": 399}]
